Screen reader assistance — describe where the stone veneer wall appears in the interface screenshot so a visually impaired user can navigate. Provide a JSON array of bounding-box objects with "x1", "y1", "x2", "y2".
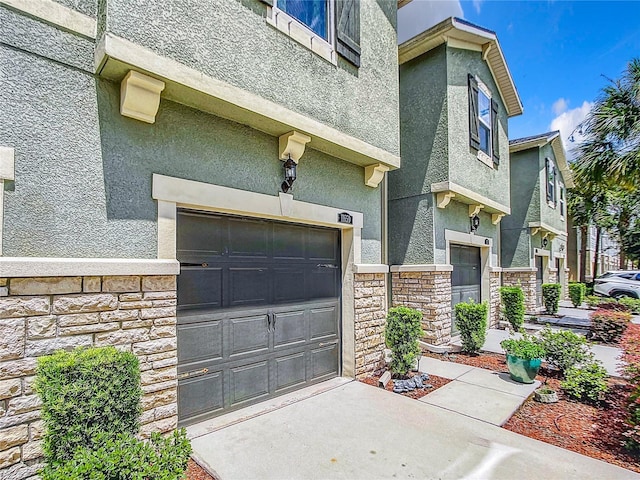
[
  {"x1": 489, "y1": 271, "x2": 501, "y2": 328},
  {"x1": 549, "y1": 269, "x2": 558, "y2": 284},
  {"x1": 502, "y1": 270, "x2": 538, "y2": 314},
  {"x1": 0, "y1": 275, "x2": 177, "y2": 480},
  {"x1": 354, "y1": 273, "x2": 387, "y2": 378},
  {"x1": 391, "y1": 271, "x2": 452, "y2": 346}
]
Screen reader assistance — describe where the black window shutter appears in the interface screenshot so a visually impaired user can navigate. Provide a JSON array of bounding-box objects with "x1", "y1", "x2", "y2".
[
  {"x1": 545, "y1": 159, "x2": 552, "y2": 201},
  {"x1": 336, "y1": 0, "x2": 361, "y2": 67},
  {"x1": 553, "y1": 167, "x2": 558, "y2": 205},
  {"x1": 468, "y1": 74, "x2": 480, "y2": 150},
  {"x1": 491, "y1": 98, "x2": 499, "y2": 165}
]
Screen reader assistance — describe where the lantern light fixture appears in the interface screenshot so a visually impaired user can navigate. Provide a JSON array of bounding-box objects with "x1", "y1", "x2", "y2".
[
  {"x1": 281, "y1": 155, "x2": 297, "y2": 193},
  {"x1": 470, "y1": 214, "x2": 480, "y2": 233}
]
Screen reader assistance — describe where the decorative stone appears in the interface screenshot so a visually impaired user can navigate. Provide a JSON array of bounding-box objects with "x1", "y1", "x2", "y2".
[
  {"x1": 142, "y1": 387, "x2": 177, "y2": 410},
  {"x1": 25, "y1": 335, "x2": 93, "y2": 357},
  {"x1": 0, "y1": 297, "x2": 49, "y2": 319},
  {"x1": 0, "y1": 409, "x2": 41, "y2": 429},
  {"x1": 102, "y1": 276, "x2": 141, "y2": 293},
  {"x1": 140, "y1": 307, "x2": 176, "y2": 320},
  {"x1": 26, "y1": 316, "x2": 56, "y2": 339},
  {"x1": 94, "y1": 328, "x2": 150, "y2": 346},
  {"x1": 9, "y1": 277, "x2": 81, "y2": 296},
  {"x1": 29, "y1": 421, "x2": 44, "y2": 441},
  {"x1": 139, "y1": 415, "x2": 177, "y2": 438},
  {"x1": 141, "y1": 366, "x2": 177, "y2": 386},
  {"x1": 0, "y1": 319, "x2": 25, "y2": 361},
  {"x1": 57, "y1": 313, "x2": 100, "y2": 327},
  {"x1": 59, "y1": 322, "x2": 120, "y2": 336},
  {"x1": 21, "y1": 440, "x2": 43, "y2": 461},
  {"x1": 6, "y1": 395, "x2": 42, "y2": 416},
  {"x1": 142, "y1": 276, "x2": 176, "y2": 292},
  {"x1": 0, "y1": 447, "x2": 21, "y2": 469},
  {"x1": 0, "y1": 359, "x2": 37, "y2": 381},
  {"x1": 82, "y1": 276, "x2": 101, "y2": 293},
  {"x1": 100, "y1": 310, "x2": 139, "y2": 322},
  {"x1": 52, "y1": 294, "x2": 118, "y2": 314},
  {"x1": 120, "y1": 293, "x2": 143, "y2": 302},
  {"x1": 0, "y1": 424, "x2": 28, "y2": 450},
  {"x1": 0, "y1": 379, "x2": 21, "y2": 400}
]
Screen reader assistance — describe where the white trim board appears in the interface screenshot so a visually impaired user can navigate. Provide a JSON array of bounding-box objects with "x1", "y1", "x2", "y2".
[
  {"x1": 0, "y1": 258, "x2": 179, "y2": 278},
  {"x1": 0, "y1": 0, "x2": 96, "y2": 38}
]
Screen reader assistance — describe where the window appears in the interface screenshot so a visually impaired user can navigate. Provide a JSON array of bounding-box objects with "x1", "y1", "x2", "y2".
[
  {"x1": 545, "y1": 158, "x2": 557, "y2": 206},
  {"x1": 559, "y1": 183, "x2": 565, "y2": 218},
  {"x1": 468, "y1": 75, "x2": 499, "y2": 166},
  {"x1": 275, "y1": 0, "x2": 329, "y2": 41},
  {"x1": 264, "y1": 0, "x2": 361, "y2": 67}
]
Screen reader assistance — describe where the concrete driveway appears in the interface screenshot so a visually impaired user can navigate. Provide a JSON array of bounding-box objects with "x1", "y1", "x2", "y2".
[{"x1": 189, "y1": 379, "x2": 638, "y2": 480}]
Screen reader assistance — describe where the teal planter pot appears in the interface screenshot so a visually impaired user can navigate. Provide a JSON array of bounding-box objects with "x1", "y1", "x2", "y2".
[{"x1": 506, "y1": 355, "x2": 541, "y2": 384}]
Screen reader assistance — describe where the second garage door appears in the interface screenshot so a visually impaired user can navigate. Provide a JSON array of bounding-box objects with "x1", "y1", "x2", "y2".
[{"x1": 176, "y1": 211, "x2": 341, "y2": 426}]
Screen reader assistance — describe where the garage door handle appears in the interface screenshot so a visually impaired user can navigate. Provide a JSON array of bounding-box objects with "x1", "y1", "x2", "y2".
[
  {"x1": 267, "y1": 311, "x2": 276, "y2": 332},
  {"x1": 272, "y1": 313, "x2": 277, "y2": 331},
  {"x1": 317, "y1": 264, "x2": 338, "y2": 269}
]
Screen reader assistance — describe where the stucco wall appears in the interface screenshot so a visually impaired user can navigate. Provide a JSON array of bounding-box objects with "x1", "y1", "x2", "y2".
[
  {"x1": 388, "y1": 45, "x2": 447, "y2": 265},
  {"x1": 53, "y1": 0, "x2": 97, "y2": 17},
  {"x1": 101, "y1": 0, "x2": 400, "y2": 157},
  {"x1": 0, "y1": 13, "x2": 383, "y2": 262},
  {"x1": 539, "y1": 143, "x2": 567, "y2": 233},
  {"x1": 446, "y1": 47, "x2": 510, "y2": 208}
]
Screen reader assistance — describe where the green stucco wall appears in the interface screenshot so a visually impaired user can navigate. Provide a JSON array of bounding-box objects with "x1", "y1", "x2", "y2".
[
  {"x1": 101, "y1": 0, "x2": 400, "y2": 157},
  {"x1": 539, "y1": 143, "x2": 568, "y2": 233},
  {"x1": 53, "y1": 0, "x2": 97, "y2": 18},
  {"x1": 446, "y1": 47, "x2": 510, "y2": 208},
  {"x1": 0, "y1": 8, "x2": 383, "y2": 262}
]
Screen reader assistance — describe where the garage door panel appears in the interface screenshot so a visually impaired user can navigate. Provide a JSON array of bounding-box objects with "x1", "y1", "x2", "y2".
[
  {"x1": 273, "y1": 269, "x2": 306, "y2": 303},
  {"x1": 177, "y1": 320, "x2": 223, "y2": 364},
  {"x1": 273, "y1": 224, "x2": 307, "y2": 259},
  {"x1": 274, "y1": 352, "x2": 306, "y2": 392},
  {"x1": 308, "y1": 230, "x2": 339, "y2": 261},
  {"x1": 229, "y1": 361, "x2": 269, "y2": 406},
  {"x1": 310, "y1": 343, "x2": 339, "y2": 379},
  {"x1": 308, "y1": 270, "x2": 340, "y2": 299},
  {"x1": 177, "y1": 213, "x2": 225, "y2": 257},
  {"x1": 228, "y1": 219, "x2": 270, "y2": 258},
  {"x1": 177, "y1": 267, "x2": 223, "y2": 310},
  {"x1": 178, "y1": 370, "x2": 224, "y2": 421},
  {"x1": 229, "y1": 314, "x2": 269, "y2": 357},
  {"x1": 309, "y1": 305, "x2": 339, "y2": 341},
  {"x1": 229, "y1": 268, "x2": 269, "y2": 306},
  {"x1": 273, "y1": 310, "x2": 306, "y2": 349}
]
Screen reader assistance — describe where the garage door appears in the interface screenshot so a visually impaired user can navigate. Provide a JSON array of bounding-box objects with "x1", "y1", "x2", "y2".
[
  {"x1": 176, "y1": 211, "x2": 341, "y2": 426},
  {"x1": 451, "y1": 245, "x2": 481, "y2": 334}
]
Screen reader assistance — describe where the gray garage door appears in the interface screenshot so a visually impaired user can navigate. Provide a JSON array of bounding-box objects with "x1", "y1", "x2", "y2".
[
  {"x1": 451, "y1": 245, "x2": 481, "y2": 334},
  {"x1": 176, "y1": 211, "x2": 341, "y2": 426}
]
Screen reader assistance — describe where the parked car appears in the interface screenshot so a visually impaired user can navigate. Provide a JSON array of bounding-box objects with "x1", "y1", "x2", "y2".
[{"x1": 594, "y1": 271, "x2": 640, "y2": 299}]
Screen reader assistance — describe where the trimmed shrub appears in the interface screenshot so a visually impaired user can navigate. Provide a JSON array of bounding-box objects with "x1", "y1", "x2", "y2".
[
  {"x1": 568, "y1": 283, "x2": 587, "y2": 308},
  {"x1": 561, "y1": 361, "x2": 609, "y2": 403},
  {"x1": 541, "y1": 283, "x2": 561, "y2": 314},
  {"x1": 35, "y1": 347, "x2": 142, "y2": 463},
  {"x1": 620, "y1": 324, "x2": 640, "y2": 452},
  {"x1": 586, "y1": 295, "x2": 615, "y2": 309},
  {"x1": 455, "y1": 300, "x2": 488, "y2": 354},
  {"x1": 620, "y1": 297, "x2": 640, "y2": 315},
  {"x1": 539, "y1": 326, "x2": 592, "y2": 375},
  {"x1": 500, "y1": 286, "x2": 525, "y2": 330},
  {"x1": 385, "y1": 307, "x2": 423, "y2": 375},
  {"x1": 589, "y1": 308, "x2": 632, "y2": 344},
  {"x1": 500, "y1": 334, "x2": 545, "y2": 360},
  {"x1": 41, "y1": 430, "x2": 192, "y2": 480}
]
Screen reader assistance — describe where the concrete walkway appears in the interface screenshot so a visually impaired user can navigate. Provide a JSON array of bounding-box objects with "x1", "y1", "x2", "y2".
[{"x1": 189, "y1": 379, "x2": 639, "y2": 480}]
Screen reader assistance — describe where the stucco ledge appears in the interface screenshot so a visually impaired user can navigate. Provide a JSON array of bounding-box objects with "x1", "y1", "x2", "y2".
[
  {"x1": 390, "y1": 264, "x2": 454, "y2": 272},
  {"x1": 0, "y1": 257, "x2": 180, "y2": 278},
  {"x1": 353, "y1": 264, "x2": 389, "y2": 274}
]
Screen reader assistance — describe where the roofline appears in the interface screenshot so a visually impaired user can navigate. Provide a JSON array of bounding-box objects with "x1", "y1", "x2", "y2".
[
  {"x1": 509, "y1": 131, "x2": 574, "y2": 188},
  {"x1": 398, "y1": 17, "x2": 523, "y2": 117}
]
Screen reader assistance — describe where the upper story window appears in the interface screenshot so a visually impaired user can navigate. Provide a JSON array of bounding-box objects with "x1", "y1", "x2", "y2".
[
  {"x1": 263, "y1": 0, "x2": 361, "y2": 67},
  {"x1": 468, "y1": 75, "x2": 500, "y2": 168},
  {"x1": 559, "y1": 182, "x2": 565, "y2": 219},
  {"x1": 275, "y1": 0, "x2": 329, "y2": 40},
  {"x1": 545, "y1": 158, "x2": 557, "y2": 207}
]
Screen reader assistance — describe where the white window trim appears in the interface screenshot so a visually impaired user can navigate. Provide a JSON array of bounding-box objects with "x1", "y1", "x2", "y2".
[
  {"x1": 475, "y1": 78, "x2": 494, "y2": 169},
  {"x1": 266, "y1": 2, "x2": 337, "y2": 65}
]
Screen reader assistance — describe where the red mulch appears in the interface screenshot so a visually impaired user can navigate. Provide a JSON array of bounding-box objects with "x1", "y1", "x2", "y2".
[
  {"x1": 187, "y1": 459, "x2": 216, "y2": 480},
  {"x1": 360, "y1": 371, "x2": 452, "y2": 400},
  {"x1": 424, "y1": 350, "x2": 640, "y2": 473}
]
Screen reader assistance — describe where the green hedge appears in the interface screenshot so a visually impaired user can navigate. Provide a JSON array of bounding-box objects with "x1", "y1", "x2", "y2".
[
  {"x1": 568, "y1": 283, "x2": 587, "y2": 308},
  {"x1": 35, "y1": 347, "x2": 142, "y2": 463},
  {"x1": 620, "y1": 297, "x2": 640, "y2": 315},
  {"x1": 499, "y1": 286, "x2": 525, "y2": 330},
  {"x1": 542, "y1": 283, "x2": 561, "y2": 314},
  {"x1": 41, "y1": 430, "x2": 191, "y2": 480},
  {"x1": 454, "y1": 300, "x2": 488, "y2": 354},
  {"x1": 385, "y1": 307, "x2": 423, "y2": 375}
]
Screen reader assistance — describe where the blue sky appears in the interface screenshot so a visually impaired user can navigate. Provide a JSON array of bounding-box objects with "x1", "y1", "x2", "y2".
[{"x1": 398, "y1": 0, "x2": 640, "y2": 155}]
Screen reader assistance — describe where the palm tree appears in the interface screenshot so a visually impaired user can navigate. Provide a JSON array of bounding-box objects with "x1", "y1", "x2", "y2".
[{"x1": 574, "y1": 58, "x2": 640, "y2": 188}]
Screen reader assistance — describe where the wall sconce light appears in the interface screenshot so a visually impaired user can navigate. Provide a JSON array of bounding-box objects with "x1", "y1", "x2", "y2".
[
  {"x1": 542, "y1": 237, "x2": 549, "y2": 248},
  {"x1": 470, "y1": 214, "x2": 480, "y2": 233},
  {"x1": 281, "y1": 155, "x2": 297, "y2": 193}
]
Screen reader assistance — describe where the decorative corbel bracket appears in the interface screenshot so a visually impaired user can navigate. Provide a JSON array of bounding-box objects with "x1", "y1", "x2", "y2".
[
  {"x1": 482, "y1": 43, "x2": 492, "y2": 61},
  {"x1": 531, "y1": 227, "x2": 540, "y2": 237},
  {"x1": 436, "y1": 192, "x2": 455, "y2": 209},
  {"x1": 491, "y1": 213, "x2": 505, "y2": 225},
  {"x1": 279, "y1": 131, "x2": 311, "y2": 163},
  {"x1": 469, "y1": 204, "x2": 484, "y2": 217},
  {"x1": 364, "y1": 163, "x2": 390, "y2": 188},
  {"x1": 120, "y1": 71, "x2": 166, "y2": 124}
]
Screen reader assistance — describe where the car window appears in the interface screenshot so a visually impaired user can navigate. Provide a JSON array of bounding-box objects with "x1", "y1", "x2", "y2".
[
  {"x1": 635, "y1": 274, "x2": 640, "y2": 282},
  {"x1": 619, "y1": 273, "x2": 635, "y2": 279}
]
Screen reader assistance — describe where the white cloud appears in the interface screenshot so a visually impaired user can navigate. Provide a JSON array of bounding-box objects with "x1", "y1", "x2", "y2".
[
  {"x1": 552, "y1": 97, "x2": 568, "y2": 116},
  {"x1": 397, "y1": 0, "x2": 464, "y2": 44},
  {"x1": 473, "y1": 0, "x2": 483, "y2": 14},
  {"x1": 549, "y1": 101, "x2": 593, "y2": 160}
]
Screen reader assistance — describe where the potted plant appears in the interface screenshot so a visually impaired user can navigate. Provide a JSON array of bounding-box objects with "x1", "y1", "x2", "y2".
[
  {"x1": 534, "y1": 386, "x2": 558, "y2": 403},
  {"x1": 500, "y1": 334, "x2": 545, "y2": 384}
]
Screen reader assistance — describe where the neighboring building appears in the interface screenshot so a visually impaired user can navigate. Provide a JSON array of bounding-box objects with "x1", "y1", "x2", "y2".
[
  {"x1": 502, "y1": 131, "x2": 573, "y2": 312},
  {"x1": 0, "y1": 1, "x2": 400, "y2": 476},
  {"x1": 389, "y1": 17, "x2": 523, "y2": 346},
  {"x1": 568, "y1": 224, "x2": 622, "y2": 282}
]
